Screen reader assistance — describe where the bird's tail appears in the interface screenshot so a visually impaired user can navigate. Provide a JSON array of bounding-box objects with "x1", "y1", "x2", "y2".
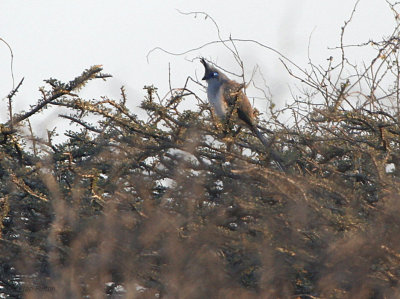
[{"x1": 252, "y1": 126, "x2": 286, "y2": 172}]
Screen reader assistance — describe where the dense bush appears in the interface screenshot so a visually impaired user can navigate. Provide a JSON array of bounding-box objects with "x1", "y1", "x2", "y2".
[{"x1": 2, "y1": 8, "x2": 400, "y2": 298}]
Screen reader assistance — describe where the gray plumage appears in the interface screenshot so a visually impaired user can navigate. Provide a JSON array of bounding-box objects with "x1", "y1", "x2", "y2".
[
  {"x1": 201, "y1": 58, "x2": 285, "y2": 171},
  {"x1": 201, "y1": 58, "x2": 253, "y2": 127}
]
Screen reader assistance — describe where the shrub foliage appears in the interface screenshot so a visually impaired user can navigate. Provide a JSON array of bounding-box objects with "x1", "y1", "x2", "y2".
[{"x1": 2, "y1": 16, "x2": 400, "y2": 299}]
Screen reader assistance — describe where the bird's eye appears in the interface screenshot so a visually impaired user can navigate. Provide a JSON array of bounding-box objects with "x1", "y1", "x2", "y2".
[{"x1": 212, "y1": 72, "x2": 219, "y2": 77}]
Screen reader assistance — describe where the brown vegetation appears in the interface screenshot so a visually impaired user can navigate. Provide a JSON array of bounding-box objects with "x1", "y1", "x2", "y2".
[{"x1": 2, "y1": 5, "x2": 400, "y2": 298}]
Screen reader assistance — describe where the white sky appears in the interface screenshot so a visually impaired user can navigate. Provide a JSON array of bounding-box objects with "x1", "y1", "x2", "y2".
[{"x1": 0, "y1": 0, "x2": 396, "y2": 141}]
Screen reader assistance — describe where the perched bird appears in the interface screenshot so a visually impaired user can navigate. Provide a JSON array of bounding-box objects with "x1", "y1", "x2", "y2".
[{"x1": 201, "y1": 58, "x2": 285, "y2": 170}]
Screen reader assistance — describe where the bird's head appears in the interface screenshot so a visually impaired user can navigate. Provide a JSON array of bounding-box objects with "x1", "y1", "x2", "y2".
[{"x1": 200, "y1": 58, "x2": 225, "y2": 82}]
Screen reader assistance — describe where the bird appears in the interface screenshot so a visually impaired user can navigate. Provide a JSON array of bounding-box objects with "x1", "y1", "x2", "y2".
[{"x1": 200, "y1": 58, "x2": 285, "y2": 171}]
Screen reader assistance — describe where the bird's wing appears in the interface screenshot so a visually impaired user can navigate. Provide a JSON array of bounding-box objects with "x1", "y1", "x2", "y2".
[
  {"x1": 223, "y1": 80, "x2": 255, "y2": 127},
  {"x1": 222, "y1": 80, "x2": 243, "y2": 105}
]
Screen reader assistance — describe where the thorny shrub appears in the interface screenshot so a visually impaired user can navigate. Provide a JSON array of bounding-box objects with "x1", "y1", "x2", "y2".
[{"x1": 2, "y1": 5, "x2": 400, "y2": 299}]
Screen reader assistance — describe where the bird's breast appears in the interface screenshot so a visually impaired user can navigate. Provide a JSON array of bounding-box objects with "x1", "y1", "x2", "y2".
[{"x1": 207, "y1": 86, "x2": 227, "y2": 118}]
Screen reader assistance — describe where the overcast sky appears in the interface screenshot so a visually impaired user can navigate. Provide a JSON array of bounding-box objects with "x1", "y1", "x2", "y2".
[{"x1": 0, "y1": 0, "x2": 396, "y2": 141}]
